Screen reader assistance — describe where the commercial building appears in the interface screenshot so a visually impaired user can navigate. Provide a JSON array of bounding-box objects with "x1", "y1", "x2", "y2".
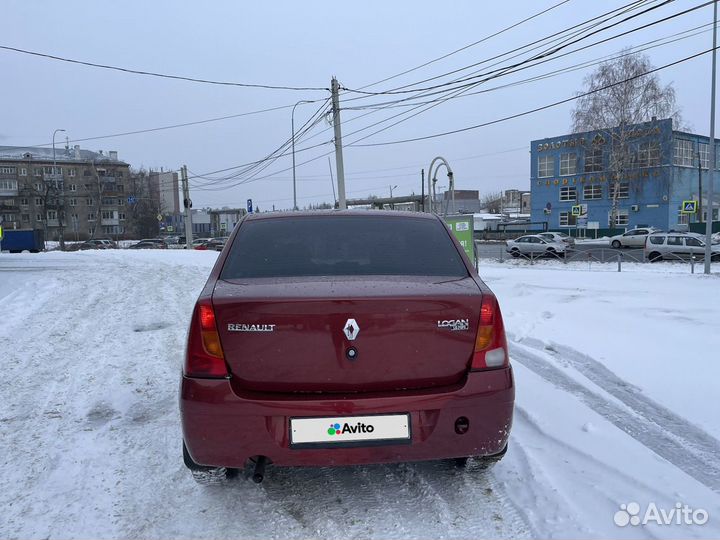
[
  {"x1": 0, "y1": 145, "x2": 133, "y2": 240},
  {"x1": 530, "y1": 118, "x2": 720, "y2": 234}
]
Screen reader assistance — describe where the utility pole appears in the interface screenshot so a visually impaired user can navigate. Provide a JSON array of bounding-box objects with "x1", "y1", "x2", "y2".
[
  {"x1": 421, "y1": 169, "x2": 425, "y2": 212},
  {"x1": 328, "y1": 157, "x2": 337, "y2": 207},
  {"x1": 705, "y1": 0, "x2": 717, "y2": 274},
  {"x1": 331, "y1": 77, "x2": 347, "y2": 209},
  {"x1": 181, "y1": 165, "x2": 194, "y2": 249},
  {"x1": 53, "y1": 128, "x2": 66, "y2": 250}
]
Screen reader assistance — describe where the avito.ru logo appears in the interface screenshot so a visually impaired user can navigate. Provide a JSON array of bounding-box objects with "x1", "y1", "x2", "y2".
[{"x1": 327, "y1": 422, "x2": 375, "y2": 436}]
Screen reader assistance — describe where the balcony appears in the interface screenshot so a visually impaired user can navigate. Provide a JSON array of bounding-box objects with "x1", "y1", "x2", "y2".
[
  {"x1": 101, "y1": 218, "x2": 119, "y2": 226},
  {"x1": 99, "y1": 176, "x2": 116, "y2": 183},
  {"x1": 46, "y1": 219, "x2": 59, "y2": 227},
  {"x1": 0, "y1": 188, "x2": 18, "y2": 197},
  {"x1": 43, "y1": 173, "x2": 63, "y2": 184}
]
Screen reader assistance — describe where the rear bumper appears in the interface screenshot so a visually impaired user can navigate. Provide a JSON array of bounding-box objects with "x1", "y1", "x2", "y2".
[{"x1": 180, "y1": 367, "x2": 514, "y2": 468}]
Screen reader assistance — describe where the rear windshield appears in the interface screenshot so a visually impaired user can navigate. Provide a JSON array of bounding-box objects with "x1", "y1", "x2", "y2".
[{"x1": 220, "y1": 216, "x2": 469, "y2": 279}]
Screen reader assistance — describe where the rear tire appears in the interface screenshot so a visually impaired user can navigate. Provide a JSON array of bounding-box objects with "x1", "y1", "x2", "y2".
[
  {"x1": 510, "y1": 249, "x2": 520, "y2": 258},
  {"x1": 648, "y1": 252, "x2": 662, "y2": 263},
  {"x1": 611, "y1": 240, "x2": 621, "y2": 249},
  {"x1": 452, "y1": 444, "x2": 508, "y2": 469}
]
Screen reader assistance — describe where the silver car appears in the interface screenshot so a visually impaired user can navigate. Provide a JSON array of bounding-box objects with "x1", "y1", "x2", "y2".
[
  {"x1": 609, "y1": 227, "x2": 660, "y2": 248},
  {"x1": 506, "y1": 235, "x2": 567, "y2": 258},
  {"x1": 539, "y1": 231, "x2": 575, "y2": 249},
  {"x1": 644, "y1": 232, "x2": 720, "y2": 262}
]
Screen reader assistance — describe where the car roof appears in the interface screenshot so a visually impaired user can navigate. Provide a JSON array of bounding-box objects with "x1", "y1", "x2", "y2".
[{"x1": 243, "y1": 209, "x2": 440, "y2": 222}]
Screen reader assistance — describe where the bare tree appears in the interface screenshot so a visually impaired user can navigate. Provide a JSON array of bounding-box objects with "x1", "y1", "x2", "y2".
[
  {"x1": 571, "y1": 51, "x2": 685, "y2": 228},
  {"x1": 480, "y1": 191, "x2": 504, "y2": 214}
]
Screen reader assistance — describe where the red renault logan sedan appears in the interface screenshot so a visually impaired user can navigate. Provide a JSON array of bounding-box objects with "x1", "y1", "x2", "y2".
[{"x1": 180, "y1": 211, "x2": 514, "y2": 484}]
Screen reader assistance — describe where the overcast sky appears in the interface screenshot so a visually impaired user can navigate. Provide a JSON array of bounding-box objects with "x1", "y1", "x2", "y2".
[{"x1": 1, "y1": 0, "x2": 715, "y2": 210}]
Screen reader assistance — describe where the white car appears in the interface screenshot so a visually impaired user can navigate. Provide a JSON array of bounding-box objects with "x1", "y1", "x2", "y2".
[
  {"x1": 609, "y1": 227, "x2": 660, "y2": 248},
  {"x1": 645, "y1": 232, "x2": 720, "y2": 262},
  {"x1": 506, "y1": 235, "x2": 567, "y2": 258},
  {"x1": 538, "y1": 231, "x2": 575, "y2": 249}
]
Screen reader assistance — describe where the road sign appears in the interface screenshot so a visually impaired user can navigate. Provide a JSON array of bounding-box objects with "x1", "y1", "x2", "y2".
[
  {"x1": 681, "y1": 200, "x2": 698, "y2": 213},
  {"x1": 167, "y1": 226, "x2": 174, "y2": 232},
  {"x1": 572, "y1": 204, "x2": 582, "y2": 216},
  {"x1": 127, "y1": 196, "x2": 137, "y2": 205},
  {"x1": 545, "y1": 202, "x2": 552, "y2": 210},
  {"x1": 220, "y1": 222, "x2": 227, "y2": 231},
  {"x1": 247, "y1": 199, "x2": 253, "y2": 213},
  {"x1": 577, "y1": 217, "x2": 588, "y2": 229},
  {"x1": 156, "y1": 214, "x2": 163, "y2": 221},
  {"x1": 588, "y1": 221, "x2": 600, "y2": 230}
]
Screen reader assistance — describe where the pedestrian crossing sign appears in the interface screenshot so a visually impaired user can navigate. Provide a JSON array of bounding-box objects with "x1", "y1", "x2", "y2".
[
  {"x1": 681, "y1": 200, "x2": 697, "y2": 214},
  {"x1": 571, "y1": 205, "x2": 582, "y2": 216}
]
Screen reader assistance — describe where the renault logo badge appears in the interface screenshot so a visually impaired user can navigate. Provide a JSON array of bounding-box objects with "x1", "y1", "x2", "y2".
[{"x1": 343, "y1": 318, "x2": 359, "y2": 341}]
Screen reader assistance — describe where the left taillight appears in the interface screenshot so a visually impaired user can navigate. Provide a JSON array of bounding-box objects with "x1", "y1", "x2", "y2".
[
  {"x1": 184, "y1": 298, "x2": 228, "y2": 378},
  {"x1": 471, "y1": 292, "x2": 509, "y2": 370}
]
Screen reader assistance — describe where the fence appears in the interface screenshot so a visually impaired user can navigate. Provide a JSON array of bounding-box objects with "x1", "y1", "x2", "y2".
[{"x1": 474, "y1": 241, "x2": 716, "y2": 274}]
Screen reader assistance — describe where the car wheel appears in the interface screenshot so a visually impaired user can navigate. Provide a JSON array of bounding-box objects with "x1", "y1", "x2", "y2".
[
  {"x1": 611, "y1": 240, "x2": 621, "y2": 249},
  {"x1": 183, "y1": 441, "x2": 236, "y2": 485},
  {"x1": 546, "y1": 247, "x2": 557, "y2": 258},
  {"x1": 510, "y1": 249, "x2": 520, "y2": 258},
  {"x1": 452, "y1": 444, "x2": 508, "y2": 469},
  {"x1": 648, "y1": 252, "x2": 662, "y2": 263}
]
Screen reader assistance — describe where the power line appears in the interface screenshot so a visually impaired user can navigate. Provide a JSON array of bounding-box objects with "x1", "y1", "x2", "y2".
[
  {"x1": 356, "y1": 0, "x2": 573, "y2": 90},
  {"x1": 0, "y1": 44, "x2": 329, "y2": 91},
  {"x1": 349, "y1": 48, "x2": 712, "y2": 148},
  {"x1": 341, "y1": 0, "x2": 680, "y2": 96}
]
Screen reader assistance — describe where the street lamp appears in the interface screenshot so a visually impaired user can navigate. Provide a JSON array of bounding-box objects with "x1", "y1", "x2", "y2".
[
  {"x1": 52, "y1": 128, "x2": 66, "y2": 249},
  {"x1": 427, "y1": 157, "x2": 454, "y2": 215},
  {"x1": 389, "y1": 184, "x2": 398, "y2": 198},
  {"x1": 291, "y1": 100, "x2": 314, "y2": 211}
]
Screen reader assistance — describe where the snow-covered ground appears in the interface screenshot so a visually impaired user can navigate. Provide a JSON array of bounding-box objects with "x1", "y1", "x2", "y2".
[{"x1": 1, "y1": 251, "x2": 719, "y2": 539}]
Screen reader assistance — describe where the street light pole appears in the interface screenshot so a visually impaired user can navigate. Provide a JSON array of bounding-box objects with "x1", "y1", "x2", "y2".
[
  {"x1": 291, "y1": 100, "x2": 312, "y2": 211},
  {"x1": 53, "y1": 128, "x2": 66, "y2": 249},
  {"x1": 705, "y1": 0, "x2": 717, "y2": 274}
]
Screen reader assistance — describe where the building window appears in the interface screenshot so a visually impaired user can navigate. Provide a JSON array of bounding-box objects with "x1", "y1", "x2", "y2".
[
  {"x1": 101, "y1": 197, "x2": 115, "y2": 206},
  {"x1": 68, "y1": 168, "x2": 76, "y2": 177},
  {"x1": 87, "y1": 213, "x2": 96, "y2": 221},
  {"x1": 35, "y1": 197, "x2": 43, "y2": 205},
  {"x1": 20, "y1": 198, "x2": 28, "y2": 206},
  {"x1": 46, "y1": 210, "x2": 57, "y2": 220},
  {"x1": 559, "y1": 211, "x2": 577, "y2": 227},
  {"x1": 638, "y1": 142, "x2": 660, "y2": 167},
  {"x1": 69, "y1": 184, "x2": 76, "y2": 192},
  {"x1": 583, "y1": 184, "x2": 603, "y2": 200},
  {"x1": 89, "y1": 226, "x2": 95, "y2": 235},
  {"x1": 584, "y1": 147, "x2": 603, "y2": 172},
  {"x1": 34, "y1": 183, "x2": 43, "y2": 191},
  {"x1": 118, "y1": 198, "x2": 125, "y2": 206},
  {"x1": 36, "y1": 213, "x2": 42, "y2": 221},
  {"x1": 699, "y1": 142, "x2": 710, "y2": 169},
  {"x1": 559, "y1": 186, "x2": 577, "y2": 201},
  {"x1": 119, "y1": 212, "x2": 126, "y2": 220},
  {"x1": 609, "y1": 209, "x2": 629, "y2": 227},
  {"x1": 86, "y1": 198, "x2": 94, "y2": 205},
  {"x1": 117, "y1": 184, "x2": 124, "y2": 192},
  {"x1": 610, "y1": 182, "x2": 629, "y2": 199},
  {"x1": 33, "y1": 168, "x2": 43, "y2": 177},
  {"x1": 69, "y1": 198, "x2": 77, "y2": 207},
  {"x1": 559, "y1": 152, "x2": 577, "y2": 176},
  {"x1": 0, "y1": 166, "x2": 17, "y2": 174},
  {"x1": 538, "y1": 155, "x2": 554, "y2": 178},
  {"x1": 673, "y1": 138, "x2": 694, "y2": 167},
  {"x1": 0, "y1": 179, "x2": 18, "y2": 190},
  {"x1": 19, "y1": 167, "x2": 27, "y2": 176}
]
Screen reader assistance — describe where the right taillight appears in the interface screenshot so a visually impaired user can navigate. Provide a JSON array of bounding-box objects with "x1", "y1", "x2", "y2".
[
  {"x1": 184, "y1": 298, "x2": 228, "y2": 378},
  {"x1": 471, "y1": 293, "x2": 509, "y2": 370}
]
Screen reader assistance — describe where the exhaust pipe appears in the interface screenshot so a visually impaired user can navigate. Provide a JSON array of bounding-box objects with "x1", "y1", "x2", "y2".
[{"x1": 252, "y1": 456, "x2": 267, "y2": 483}]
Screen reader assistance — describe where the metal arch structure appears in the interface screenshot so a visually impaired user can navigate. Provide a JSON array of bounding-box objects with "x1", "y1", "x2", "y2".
[{"x1": 427, "y1": 156, "x2": 454, "y2": 215}]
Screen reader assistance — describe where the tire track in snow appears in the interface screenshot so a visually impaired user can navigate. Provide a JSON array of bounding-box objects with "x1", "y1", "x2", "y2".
[
  {"x1": 517, "y1": 337, "x2": 720, "y2": 468},
  {"x1": 509, "y1": 343, "x2": 720, "y2": 492}
]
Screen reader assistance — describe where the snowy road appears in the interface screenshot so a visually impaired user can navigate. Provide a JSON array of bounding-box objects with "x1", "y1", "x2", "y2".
[{"x1": 1, "y1": 251, "x2": 719, "y2": 539}]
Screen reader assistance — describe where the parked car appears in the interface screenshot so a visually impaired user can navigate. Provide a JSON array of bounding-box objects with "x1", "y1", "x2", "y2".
[
  {"x1": 609, "y1": 227, "x2": 660, "y2": 249},
  {"x1": 538, "y1": 231, "x2": 575, "y2": 248},
  {"x1": 644, "y1": 232, "x2": 720, "y2": 262},
  {"x1": 85, "y1": 239, "x2": 117, "y2": 249},
  {"x1": 194, "y1": 238, "x2": 228, "y2": 251},
  {"x1": 180, "y1": 211, "x2": 513, "y2": 484},
  {"x1": 128, "y1": 239, "x2": 168, "y2": 249},
  {"x1": 506, "y1": 234, "x2": 566, "y2": 258}
]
